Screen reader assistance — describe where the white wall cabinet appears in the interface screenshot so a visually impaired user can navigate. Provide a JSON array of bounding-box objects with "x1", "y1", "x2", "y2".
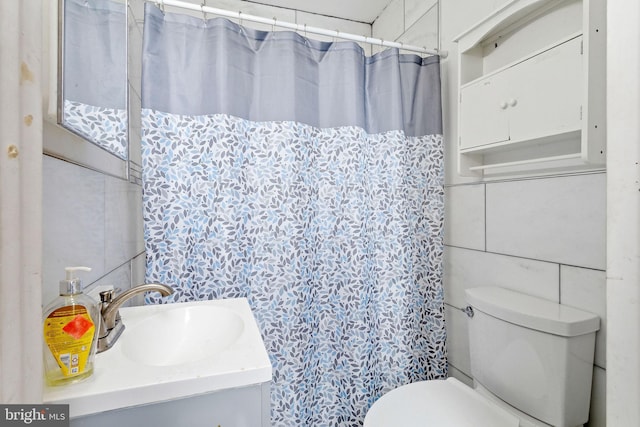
[
  {"x1": 461, "y1": 36, "x2": 583, "y2": 151},
  {"x1": 455, "y1": 0, "x2": 605, "y2": 177}
]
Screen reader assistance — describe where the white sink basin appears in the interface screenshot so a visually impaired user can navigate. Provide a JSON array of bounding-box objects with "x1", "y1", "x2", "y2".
[
  {"x1": 121, "y1": 305, "x2": 245, "y2": 366},
  {"x1": 43, "y1": 298, "x2": 272, "y2": 419}
]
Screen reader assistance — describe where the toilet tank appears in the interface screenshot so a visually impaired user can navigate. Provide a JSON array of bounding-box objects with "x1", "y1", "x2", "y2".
[{"x1": 465, "y1": 287, "x2": 600, "y2": 427}]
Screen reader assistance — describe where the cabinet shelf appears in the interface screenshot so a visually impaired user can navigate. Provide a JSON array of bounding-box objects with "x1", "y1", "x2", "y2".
[
  {"x1": 468, "y1": 153, "x2": 582, "y2": 172},
  {"x1": 459, "y1": 129, "x2": 581, "y2": 155},
  {"x1": 454, "y1": 0, "x2": 606, "y2": 177}
]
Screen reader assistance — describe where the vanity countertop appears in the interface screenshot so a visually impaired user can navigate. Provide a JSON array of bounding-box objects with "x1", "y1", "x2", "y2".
[{"x1": 43, "y1": 298, "x2": 272, "y2": 418}]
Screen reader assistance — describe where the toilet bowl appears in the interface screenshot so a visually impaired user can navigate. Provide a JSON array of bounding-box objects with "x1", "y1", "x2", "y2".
[
  {"x1": 364, "y1": 287, "x2": 600, "y2": 427},
  {"x1": 364, "y1": 377, "x2": 519, "y2": 427}
]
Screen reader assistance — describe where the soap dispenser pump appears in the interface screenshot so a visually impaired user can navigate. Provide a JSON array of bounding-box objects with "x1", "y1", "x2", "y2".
[{"x1": 43, "y1": 266, "x2": 100, "y2": 386}]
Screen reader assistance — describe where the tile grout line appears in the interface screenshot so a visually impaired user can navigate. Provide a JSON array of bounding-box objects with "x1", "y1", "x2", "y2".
[{"x1": 444, "y1": 244, "x2": 606, "y2": 272}]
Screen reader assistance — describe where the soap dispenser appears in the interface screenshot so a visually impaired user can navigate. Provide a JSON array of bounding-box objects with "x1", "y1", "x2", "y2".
[{"x1": 43, "y1": 267, "x2": 100, "y2": 386}]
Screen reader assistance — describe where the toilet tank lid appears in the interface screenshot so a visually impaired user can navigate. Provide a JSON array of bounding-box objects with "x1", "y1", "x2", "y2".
[{"x1": 465, "y1": 287, "x2": 600, "y2": 337}]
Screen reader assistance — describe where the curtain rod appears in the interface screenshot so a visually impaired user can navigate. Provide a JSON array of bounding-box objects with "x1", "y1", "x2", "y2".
[{"x1": 149, "y1": 0, "x2": 448, "y2": 58}]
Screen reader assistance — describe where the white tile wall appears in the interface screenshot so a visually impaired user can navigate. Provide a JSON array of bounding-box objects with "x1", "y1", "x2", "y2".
[
  {"x1": 397, "y1": 5, "x2": 438, "y2": 52},
  {"x1": 132, "y1": 251, "x2": 148, "y2": 288},
  {"x1": 486, "y1": 173, "x2": 606, "y2": 270},
  {"x1": 43, "y1": 156, "x2": 106, "y2": 305},
  {"x1": 294, "y1": 12, "x2": 372, "y2": 38},
  {"x1": 561, "y1": 265, "x2": 606, "y2": 368},
  {"x1": 129, "y1": 0, "x2": 144, "y2": 23},
  {"x1": 372, "y1": 0, "x2": 404, "y2": 45},
  {"x1": 444, "y1": 246, "x2": 560, "y2": 308},
  {"x1": 92, "y1": 262, "x2": 132, "y2": 296},
  {"x1": 129, "y1": 252, "x2": 150, "y2": 306},
  {"x1": 372, "y1": 0, "x2": 438, "y2": 55},
  {"x1": 444, "y1": 184, "x2": 485, "y2": 250},
  {"x1": 42, "y1": 155, "x2": 144, "y2": 306},
  {"x1": 405, "y1": 0, "x2": 438, "y2": 30},
  {"x1": 104, "y1": 175, "x2": 144, "y2": 268}
]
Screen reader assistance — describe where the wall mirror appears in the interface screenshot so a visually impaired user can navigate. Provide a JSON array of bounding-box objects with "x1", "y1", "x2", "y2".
[{"x1": 58, "y1": 0, "x2": 128, "y2": 161}]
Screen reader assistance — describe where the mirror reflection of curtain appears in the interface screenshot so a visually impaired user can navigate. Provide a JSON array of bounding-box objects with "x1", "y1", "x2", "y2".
[
  {"x1": 63, "y1": 0, "x2": 127, "y2": 159},
  {"x1": 141, "y1": 4, "x2": 445, "y2": 425}
]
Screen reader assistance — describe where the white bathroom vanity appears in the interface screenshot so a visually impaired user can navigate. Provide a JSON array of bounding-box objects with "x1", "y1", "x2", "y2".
[{"x1": 43, "y1": 298, "x2": 272, "y2": 427}]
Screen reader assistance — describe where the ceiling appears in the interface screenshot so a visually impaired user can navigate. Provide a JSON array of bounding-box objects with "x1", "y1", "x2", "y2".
[{"x1": 246, "y1": 0, "x2": 393, "y2": 23}]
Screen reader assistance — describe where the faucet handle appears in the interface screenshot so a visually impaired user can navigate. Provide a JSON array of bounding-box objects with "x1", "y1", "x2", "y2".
[{"x1": 100, "y1": 289, "x2": 114, "y2": 303}]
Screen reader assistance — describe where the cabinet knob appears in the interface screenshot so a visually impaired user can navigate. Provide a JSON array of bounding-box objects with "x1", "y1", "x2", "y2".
[
  {"x1": 508, "y1": 98, "x2": 518, "y2": 107},
  {"x1": 499, "y1": 101, "x2": 508, "y2": 110}
]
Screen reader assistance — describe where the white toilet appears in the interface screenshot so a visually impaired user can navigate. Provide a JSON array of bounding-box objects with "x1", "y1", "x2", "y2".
[{"x1": 364, "y1": 286, "x2": 600, "y2": 427}]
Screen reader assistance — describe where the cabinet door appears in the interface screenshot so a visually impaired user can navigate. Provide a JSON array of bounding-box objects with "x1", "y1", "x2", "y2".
[
  {"x1": 71, "y1": 383, "x2": 269, "y2": 427},
  {"x1": 508, "y1": 37, "x2": 583, "y2": 141},
  {"x1": 459, "y1": 73, "x2": 510, "y2": 150}
]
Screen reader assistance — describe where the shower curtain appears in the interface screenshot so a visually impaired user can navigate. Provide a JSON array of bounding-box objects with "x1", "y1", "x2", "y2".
[{"x1": 141, "y1": 4, "x2": 445, "y2": 426}]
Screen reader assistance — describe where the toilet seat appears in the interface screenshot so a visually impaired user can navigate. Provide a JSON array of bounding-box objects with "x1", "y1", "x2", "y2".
[{"x1": 364, "y1": 378, "x2": 520, "y2": 427}]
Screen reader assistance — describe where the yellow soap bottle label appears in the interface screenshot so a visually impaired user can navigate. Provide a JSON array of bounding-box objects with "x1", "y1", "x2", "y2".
[{"x1": 43, "y1": 306, "x2": 95, "y2": 377}]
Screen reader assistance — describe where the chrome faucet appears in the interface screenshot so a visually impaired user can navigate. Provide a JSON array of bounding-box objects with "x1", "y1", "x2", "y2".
[{"x1": 97, "y1": 283, "x2": 174, "y2": 353}]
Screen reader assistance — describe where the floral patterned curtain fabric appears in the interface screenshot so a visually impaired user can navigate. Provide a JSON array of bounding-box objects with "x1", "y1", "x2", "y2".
[{"x1": 142, "y1": 4, "x2": 445, "y2": 425}]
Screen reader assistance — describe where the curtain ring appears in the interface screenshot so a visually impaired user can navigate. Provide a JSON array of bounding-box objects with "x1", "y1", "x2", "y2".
[
  {"x1": 333, "y1": 30, "x2": 339, "y2": 43},
  {"x1": 272, "y1": 17, "x2": 277, "y2": 33},
  {"x1": 304, "y1": 23, "x2": 307, "y2": 38},
  {"x1": 157, "y1": 0, "x2": 165, "y2": 13},
  {"x1": 238, "y1": 11, "x2": 243, "y2": 27}
]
